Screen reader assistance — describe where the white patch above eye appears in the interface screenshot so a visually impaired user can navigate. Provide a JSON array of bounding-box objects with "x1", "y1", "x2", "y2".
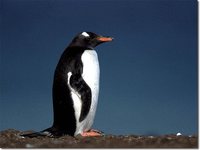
[{"x1": 81, "y1": 32, "x2": 90, "y2": 37}]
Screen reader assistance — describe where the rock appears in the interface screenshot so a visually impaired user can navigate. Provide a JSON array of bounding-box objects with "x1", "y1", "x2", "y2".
[{"x1": 176, "y1": 133, "x2": 182, "y2": 136}]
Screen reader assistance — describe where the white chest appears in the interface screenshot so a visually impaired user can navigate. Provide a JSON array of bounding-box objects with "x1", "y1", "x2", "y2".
[{"x1": 81, "y1": 50, "x2": 100, "y2": 89}]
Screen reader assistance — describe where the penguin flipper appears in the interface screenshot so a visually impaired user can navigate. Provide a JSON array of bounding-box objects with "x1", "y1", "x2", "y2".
[{"x1": 69, "y1": 73, "x2": 92, "y2": 122}]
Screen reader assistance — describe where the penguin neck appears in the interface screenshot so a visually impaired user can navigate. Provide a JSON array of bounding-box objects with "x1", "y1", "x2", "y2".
[{"x1": 69, "y1": 45, "x2": 94, "y2": 51}]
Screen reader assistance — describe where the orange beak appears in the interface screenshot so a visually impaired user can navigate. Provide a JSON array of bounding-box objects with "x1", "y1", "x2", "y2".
[{"x1": 97, "y1": 37, "x2": 113, "y2": 42}]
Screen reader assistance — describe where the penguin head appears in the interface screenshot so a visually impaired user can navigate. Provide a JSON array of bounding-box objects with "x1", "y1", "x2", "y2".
[{"x1": 69, "y1": 32, "x2": 113, "y2": 49}]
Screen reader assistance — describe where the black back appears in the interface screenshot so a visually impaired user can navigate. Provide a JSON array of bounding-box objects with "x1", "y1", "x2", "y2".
[{"x1": 52, "y1": 46, "x2": 86, "y2": 136}]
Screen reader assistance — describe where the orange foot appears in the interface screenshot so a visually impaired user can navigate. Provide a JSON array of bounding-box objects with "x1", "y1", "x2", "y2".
[{"x1": 81, "y1": 129, "x2": 104, "y2": 137}]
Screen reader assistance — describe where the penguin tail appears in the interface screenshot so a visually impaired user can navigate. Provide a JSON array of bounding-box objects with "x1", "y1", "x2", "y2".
[
  {"x1": 20, "y1": 132, "x2": 47, "y2": 138},
  {"x1": 20, "y1": 127, "x2": 55, "y2": 138}
]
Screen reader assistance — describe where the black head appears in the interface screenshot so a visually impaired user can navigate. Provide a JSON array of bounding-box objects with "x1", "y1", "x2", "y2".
[{"x1": 69, "y1": 32, "x2": 113, "y2": 49}]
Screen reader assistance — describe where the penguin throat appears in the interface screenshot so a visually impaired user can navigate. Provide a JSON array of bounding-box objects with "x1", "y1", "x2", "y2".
[{"x1": 69, "y1": 45, "x2": 94, "y2": 50}]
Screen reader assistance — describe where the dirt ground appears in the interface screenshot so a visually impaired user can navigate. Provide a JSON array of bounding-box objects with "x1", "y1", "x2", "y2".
[{"x1": 0, "y1": 129, "x2": 198, "y2": 148}]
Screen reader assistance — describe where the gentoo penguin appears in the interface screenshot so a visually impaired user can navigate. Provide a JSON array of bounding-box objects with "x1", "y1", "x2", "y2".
[{"x1": 21, "y1": 32, "x2": 113, "y2": 137}]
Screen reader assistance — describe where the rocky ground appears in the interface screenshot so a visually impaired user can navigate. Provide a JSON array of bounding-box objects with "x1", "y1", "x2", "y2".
[{"x1": 0, "y1": 129, "x2": 198, "y2": 148}]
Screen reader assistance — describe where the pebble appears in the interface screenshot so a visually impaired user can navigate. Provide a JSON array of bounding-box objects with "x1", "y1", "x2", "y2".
[
  {"x1": 189, "y1": 135, "x2": 193, "y2": 138},
  {"x1": 176, "y1": 133, "x2": 182, "y2": 136},
  {"x1": 25, "y1": 144, "x2": 35, "y2": 148}
]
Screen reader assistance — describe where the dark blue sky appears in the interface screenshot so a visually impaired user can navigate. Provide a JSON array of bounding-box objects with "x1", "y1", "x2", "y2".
[{"x1": 1, "y1": 0, "x2": 198, "y2": 135}]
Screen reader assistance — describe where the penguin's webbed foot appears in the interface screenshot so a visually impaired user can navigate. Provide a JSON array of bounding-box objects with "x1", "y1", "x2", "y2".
[{"x1": 80, "y1": 129, "x2": 104, "y2": 137}]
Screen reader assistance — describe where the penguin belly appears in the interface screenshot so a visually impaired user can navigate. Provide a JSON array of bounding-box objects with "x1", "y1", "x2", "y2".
[{"x1": 73, "y1": 50, "x2": 100, "y2": 136}]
